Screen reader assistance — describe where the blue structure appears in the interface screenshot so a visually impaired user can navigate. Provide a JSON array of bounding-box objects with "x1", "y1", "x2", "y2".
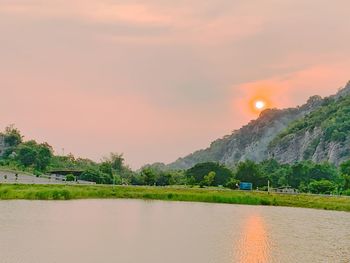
[{"x1": 239, "y1": 182, "x2": 253, "y2": 190}]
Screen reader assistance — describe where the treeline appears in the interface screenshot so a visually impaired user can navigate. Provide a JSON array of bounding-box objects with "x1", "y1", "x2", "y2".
[
  {"x1": 0, "y1": 126, "x2": 133, "y2": 183},
  {"x1": 136, "y1": 160, "x2": 350, "y2": 195},
  {"x1": 1, "y1": 126, "x2": 350, "y2": 195},
  {"x1": 0, "y1": 125, "x2": 53, "y2": 173}
]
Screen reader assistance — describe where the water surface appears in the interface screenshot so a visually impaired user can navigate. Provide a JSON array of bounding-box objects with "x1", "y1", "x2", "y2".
[{"x1": 0, "y1": 200, "x2": 349, "y2": 263}]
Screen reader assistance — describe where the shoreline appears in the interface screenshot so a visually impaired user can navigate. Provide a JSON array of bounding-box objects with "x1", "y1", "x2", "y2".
[{"x1": 0, "y1": 184, "x2": 349, "y2": 212}]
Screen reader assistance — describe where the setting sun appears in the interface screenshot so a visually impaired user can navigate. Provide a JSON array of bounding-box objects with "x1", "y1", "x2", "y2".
[{"x1": 255, "y1": 100, "x2": 266, "y2": 110}]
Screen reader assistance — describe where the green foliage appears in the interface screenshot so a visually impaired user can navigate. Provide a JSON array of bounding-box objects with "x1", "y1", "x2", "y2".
[
  {"x1": 271, "y1": 94, "x2": 350, "y2": 149},
  {"x1": 103, "y1": 153, "x2": 125, "y2": 173},
  {"x1": 79, "y1": 168, "x2": 113, "y2": 184},
  {"x1": 49, "y1": 155, "x2": 97, "y2": 174},
  {"x1": 141, "y1": 167, "x2": 157, "y2": 185},
  {"x1": 138, "y1": 167, "x2": 185, "y2": 186},
  {"x1": 65, "y1": 174, "x2": 75, "y2": 182},
  {"x1": 225, "y1": 178, "x2": 240, "y2": 189},
  {"x1": 1, "y1": 126, "x2": 348, "y2": 193},
  {"x1": 99, "y1": 153, "x2": 134, "y2": 184},
  {"x1": 288, "y1": 161, "x2": 312, "y2": 188},
  {"x1": 99, "y1": 161, "x2": 113, "y2": 176},
  {"x1": 2, "y1": 125, "x2": 23, "y2": 147},
  {"x1": 340, "y1": 160, "x2": 350, "y2": 175},
  {"x1": 185, "y1": 162, "x2": 233, "y2": 186},
  {"x1": 235, "y1": 160, "x2": 268, "y2": 188},
  {"x1": 16, "y1": 141, "x2": 53, "y2": 171},
  {"x1": 308, "y1": 180, "x2": 336, "y2": 194},
  {"x1": 270, "y1": 166, "x2": 291, "y2": 187},
  {"x1": 200, "y1": 171, "x2": 216, "y2": 187},
  {"x1": 308, "y1": 162, "x2": 337, "y2": 181},
  {"x1": 341, "y1": 175, "x2": 350, "y2": 190}
]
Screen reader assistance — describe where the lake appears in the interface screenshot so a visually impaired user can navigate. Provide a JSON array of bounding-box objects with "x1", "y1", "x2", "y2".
[{"x1": 0, "y1": 200, "x2": 349, "y2": 263}]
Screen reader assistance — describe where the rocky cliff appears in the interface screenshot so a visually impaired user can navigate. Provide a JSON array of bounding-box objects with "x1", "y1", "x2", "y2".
[
  {"x1": 269, "y1": 81, "x2": 350, "y2": 166},
  {"x1": 167, "y1": 81, "x2": 350, "y2": 169}
]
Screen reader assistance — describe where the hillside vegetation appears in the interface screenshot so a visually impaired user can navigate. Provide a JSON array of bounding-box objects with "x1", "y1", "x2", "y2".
[
  {"x1": 168, "y1": 81, "x2": 350, "y2": 169},
  {"x1": 269, "y1": 89, "x2": 350, "y2": 164}
]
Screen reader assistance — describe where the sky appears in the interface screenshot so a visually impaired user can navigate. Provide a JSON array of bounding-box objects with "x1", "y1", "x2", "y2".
[{"x1": 0, "y1": 0, "x2": 350, "y2": 169}]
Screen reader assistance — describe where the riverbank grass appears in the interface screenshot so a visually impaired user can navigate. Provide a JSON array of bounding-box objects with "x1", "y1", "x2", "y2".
[{"x1": 0, "y1": 184, "x2": 349, "y2": 212}]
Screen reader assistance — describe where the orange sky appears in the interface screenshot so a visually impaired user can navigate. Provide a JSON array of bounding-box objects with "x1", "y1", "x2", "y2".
[{"x1": 0, "y1": 1, "x2": 350, "y2": 168}]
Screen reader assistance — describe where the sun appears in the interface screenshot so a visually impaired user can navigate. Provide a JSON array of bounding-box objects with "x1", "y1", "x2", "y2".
[{"x1": 255, "y1": 100, "x2": 266, "y2": 110}]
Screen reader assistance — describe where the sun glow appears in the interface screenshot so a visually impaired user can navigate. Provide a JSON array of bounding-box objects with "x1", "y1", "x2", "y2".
[{"x1": 255, "y1": 100, "x2": 266, "y2": 110}]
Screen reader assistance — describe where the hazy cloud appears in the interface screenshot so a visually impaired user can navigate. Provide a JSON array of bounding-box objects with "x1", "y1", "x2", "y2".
[{"x1": 0, "y1": 0, "x2": 349, "y2": 168}]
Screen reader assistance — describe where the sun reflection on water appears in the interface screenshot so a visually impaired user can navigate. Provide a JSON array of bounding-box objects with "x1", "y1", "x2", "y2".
[{"x1": 235, "y1": 214, "x2": 271, "y2": 263}]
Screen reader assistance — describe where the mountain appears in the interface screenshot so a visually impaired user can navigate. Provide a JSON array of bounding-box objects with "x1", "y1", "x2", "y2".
[
  {"x1": 167, "y1": 81, "x2": 350, "y2": 170},
  {"x1": 269, "y1": 81, "x2": 350, "y2": 165}
]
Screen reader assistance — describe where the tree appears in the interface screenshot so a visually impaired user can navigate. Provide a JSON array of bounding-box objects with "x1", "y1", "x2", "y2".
[
  {"x1": 201, "y1": 171, "x2": 216, "y2": 187},
  {"x1": 16, "y1": 143, "x2": 37, "y2": 167},
  {"x1": 185, "y1": 162, "x2": 233, "y2": 186},
  {"x1": 36, "y1": 142, "x2": 53, "y2": 171},
  {"x1": 3, "y1": 125, "x2": 23, "y2": 147},
  {"x1": 269, "y1": 165, "x2": 291, "y2": 187},
  {"x1": 141, "y1": 167, "x2": 157, "y2": 186},
  {"x1": 289, "y1": 161, "x2": 312, "y2": 188},
  {"x1": 80, "y1": 168, "x2": 112, "y2": 184},
  {"x1": 308, "y1": 180, "x2": 336, "y2": 194},
  {"x1": 308, "y1": 162, "x2": 337, "y2": 181},
  {"x1": 106, "y1": 153, "x2": 125, "y2": 173},
  {"x1": 16, "y1": 141, "x2": 53, "y2": 171},
  {"x1": 340, "y1": 160, "x2": 350, "y2": 175},
  {"x1": 66, "y1": 174, "x2": 75, "y2": 182},
  {"x1": 155, "y1": 171, "x2": 172, "y2": 186},
  {"x1": 99, "y1": 161, "x2": 113, "y2": 176},
  {"x1": 235, "y1": 160, "x2": 267, "y2": 188},
  {"x1": 225, "y1": 178, "x2": 240, "y2": 189},
  {"x1": 260, "y1": 159, "x2": 280, "y2": 175},
  {"x1": 341, "y1": 175, "x2": 350, "y2": 190}
]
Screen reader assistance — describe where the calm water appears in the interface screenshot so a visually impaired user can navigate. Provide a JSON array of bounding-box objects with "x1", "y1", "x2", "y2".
[{"x1": 0, "y1": 200, "x2": 349, "y2": 263}]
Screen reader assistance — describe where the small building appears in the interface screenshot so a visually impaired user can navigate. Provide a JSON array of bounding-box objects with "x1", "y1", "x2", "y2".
[
  {"x1": 240, "y1": 182, "x2": 253, "y2": 190},
  {"x1": 47, "y1": 169, "x2": 84, "y2": 181},
  {"x1": 271, "y1": 186, "x2": 298, "y2": 194}
]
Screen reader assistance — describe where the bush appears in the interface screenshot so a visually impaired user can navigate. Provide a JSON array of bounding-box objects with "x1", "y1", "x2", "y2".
[
  {"x1": 65, "y1": 174, "x2": 75, "y2": 182},
  {"x1": 308, "y1": 180, "x2": 336, "y2": 194},
  {"x1": 186, "y1": 162, "x2": 233, "y2": 186},
  {"x1": 80, "y1": 169, "x2": 112, "y2": 184},
  {"x1": 235, "y1": 160, "x2": 268, "y2": 188},
  {"x1": 225, "y1": 178, "x2": 240, "y2": 189}
]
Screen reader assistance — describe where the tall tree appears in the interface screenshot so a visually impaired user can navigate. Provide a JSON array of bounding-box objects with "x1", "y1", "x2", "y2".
[
  {"x1": 3, "y1": 125, "x2": 23, "y2": 147},
  {"x1": 235, "y1": 160, "x2": 268, "y2": 188}
]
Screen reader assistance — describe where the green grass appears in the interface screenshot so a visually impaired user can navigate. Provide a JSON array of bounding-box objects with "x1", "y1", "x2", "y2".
[{"x1": 0, "y1": 184, "x2": 349, "y2": 212}]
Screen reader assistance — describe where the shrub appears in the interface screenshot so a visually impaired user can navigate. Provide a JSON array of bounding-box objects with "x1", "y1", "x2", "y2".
[
  {"x1": 308, "y1": 180, "x2": 336, "y2": 194},
  {"x1": 65, "y1": 174, "x2": 75, "y2": 182}
]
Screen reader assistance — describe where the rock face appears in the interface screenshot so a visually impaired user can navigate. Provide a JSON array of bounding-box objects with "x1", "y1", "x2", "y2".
[
  {"x1": 269, "y1": 82, "x2": 350, "y2": 166},
  {"x1": 268, "y1": 127, "x2": 350, "y2": 166},
  {"x1": 167, "y1": 81, "x2": 350, "y2": 170}
]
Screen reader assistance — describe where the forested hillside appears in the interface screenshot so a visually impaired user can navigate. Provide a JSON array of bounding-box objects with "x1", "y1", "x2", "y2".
[
  {"x1": 168, "y1": 81, "x2": 350, "y2": 169},
  {"x1": 269, "y1": 84, "x2": 350, "y2": 165}
]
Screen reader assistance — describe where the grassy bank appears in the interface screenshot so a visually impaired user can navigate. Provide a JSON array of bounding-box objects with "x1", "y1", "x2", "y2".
[{"x1": 0, "y1": 184, "x2": 349, "y2": 212}]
